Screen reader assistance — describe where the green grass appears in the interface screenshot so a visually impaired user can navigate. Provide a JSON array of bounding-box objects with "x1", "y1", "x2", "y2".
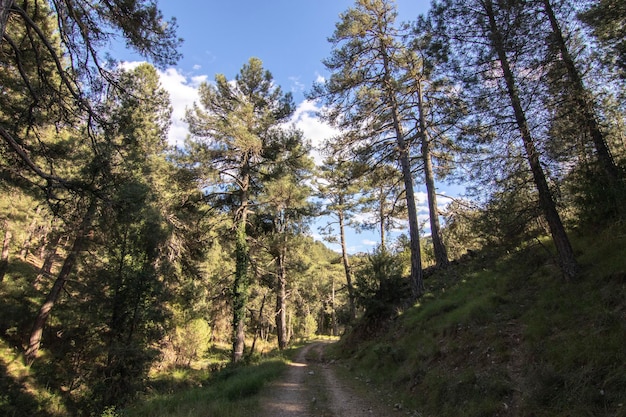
[
  {"x1": 0, "y1": 340, "x2": 66, "y2": 417},
  {"x1": 123, "y1": 355, "x2": 289, "y2": 417},
  {"x1": 328, "y1": 225, "x2": 626, "y2": 417}
]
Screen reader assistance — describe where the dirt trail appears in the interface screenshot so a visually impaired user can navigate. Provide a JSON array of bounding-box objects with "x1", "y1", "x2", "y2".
[{"x1": 259, "y1": 341, "x2": 395, "y2": 417}]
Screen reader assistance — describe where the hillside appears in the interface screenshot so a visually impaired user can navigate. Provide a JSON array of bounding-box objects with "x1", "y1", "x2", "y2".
[{"x1": 327, "y1": 225, "x2": 626, "y2": 417}]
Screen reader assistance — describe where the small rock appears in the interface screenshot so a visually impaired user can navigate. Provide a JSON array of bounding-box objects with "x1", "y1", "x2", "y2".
[{"x1": 308, "y1": 371, "x2": 315, "y2": 375}]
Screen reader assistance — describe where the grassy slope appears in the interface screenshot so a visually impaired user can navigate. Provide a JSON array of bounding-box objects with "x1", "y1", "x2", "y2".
[{"x1": 328, "y1": 226, "x2": 626, "y2": 417}]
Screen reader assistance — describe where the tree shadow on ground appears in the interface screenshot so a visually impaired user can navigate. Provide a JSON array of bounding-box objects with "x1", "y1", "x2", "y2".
[{"x1": 0, "y1": 361, "x2": 54, "y2": 417}]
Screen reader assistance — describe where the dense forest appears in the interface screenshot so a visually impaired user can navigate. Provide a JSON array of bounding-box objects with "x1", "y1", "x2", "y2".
[{"x1": 0, "y1": 0, "x2": 624, "y2": 416}]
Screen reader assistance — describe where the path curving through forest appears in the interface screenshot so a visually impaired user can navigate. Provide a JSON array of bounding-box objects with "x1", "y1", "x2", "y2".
[{"x1": 259, "y1": 341, "x2": 395, "y2": 417}]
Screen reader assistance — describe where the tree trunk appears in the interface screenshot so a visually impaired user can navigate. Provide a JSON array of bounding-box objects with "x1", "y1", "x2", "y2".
[
  {"x1": 232, "y1": 219, "x2": 249, "y2": 363},
  {"x1": 0, "y1": 223, "x2": 11, "y2": 282},
  {"x1": 25, "y1": 201, "x2": 96, "y2": 364},
  {"x1": 34, "y1": 232, "x2": 60, "y2": 287},
  {"x1": 232, "y1": 161, "x2": 251, "y2": 363},
  {"x1": 378, "y1": 187, "x2": 387, "y2": 250},
  {"x1": 380, "y1": 41, "x2": 424, "y2": 299},
  {"x1": 19, "y1": 211, "x2": 41, "y2": 260},
  {"x1": 0, "y1": 0, "x2": 14, "y2": 43},
  {"x1": 338, "y1": 203, "x2": 356, "y2": 320},
  {"x1": 542, "y1": 0, "x2": 620, "y2": 181},
  {"x1": 275, "y1": 249, "x2": 288, "y2": 350},
  {"x1": 398, "y1": 144, "x2": 425, "y2": 298},
  {"x1": 331, "y1": 277, "x2": 338, "y2": 336},
  {"x1": 249, "y1": 290, "x2": 267, "y2": 357},
  {"x1": 484, "y1": 0, "x2": 578, "y2": 281},
  {"x1": 417, "y1": 81, "x2": 448, "y2": 268}
]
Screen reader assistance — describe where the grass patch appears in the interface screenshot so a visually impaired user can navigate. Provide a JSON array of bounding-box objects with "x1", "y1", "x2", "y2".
[
  {"x1": 124, "y1": 355, "x2": 288, "y2": 417},
  {"x1": 0, "y1": 339, "x2": 66, "y2": 417},
  {"x1": 329, "y1": 225, "x2": 626, "y2": 417}
]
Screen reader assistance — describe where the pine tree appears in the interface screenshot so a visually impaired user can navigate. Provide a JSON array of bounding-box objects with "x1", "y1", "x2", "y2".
[
  {"x1": 312, "y1": 0, "x2": 426, "y2": 299},
  {"x1": 432, "y1": 0, "x2": 579, "y2": 280},
  {"x1": 185, "y1": 57, "x2": 296, "y2": 362}
]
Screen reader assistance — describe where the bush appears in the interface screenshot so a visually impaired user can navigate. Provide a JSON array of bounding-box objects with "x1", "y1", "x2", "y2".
[{"x1": 354, "y1": 246, "x2": 409, "y2": 320}]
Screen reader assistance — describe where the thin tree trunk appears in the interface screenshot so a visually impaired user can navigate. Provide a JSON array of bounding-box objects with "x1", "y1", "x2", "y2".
[
  {"x1": 275, "y1": 249, "x2": 288, "y2": 350},
  {"x1": 0, "y1": 223, "x2": 11, "y2": 282},
  {"x1": 249, "y1": 290, "x2": 267, "y2": 357},
  {"x1": 541, "y1": 0, "x2": 620, "y2": 181},
  {"x1": 398, "y1": 142, "x2": 425, "y2": 298},
  {"x1": 34, "y1": 232, "x2": 60, "y2": 287},
  {"x1": 331, "y1": 277, "x2": 338, "y2": 336},
  {"x1": 0, "y1": 0, "x2": 14, "y2": 42},
  {"x1": 417, "y1": 81, "x2": 448, "y2": 268},
  {"x1": 338, "y1": 203, "x2": 356, "y2": 320},
  {"x1": 232, "y1": 160, "x2": 251, "y2": 363},
  {"x1": 25, "y1": 201, "x2": 96, "y2": 364},
  {"x1": 232, "y1": 219, "x2": 249, "y2": 363},
  {"x1": 19, "y1": 210, "x2": 41, "y2": 260},
  {"x1": 379, "y1": 187, "x2": 386, "y2": 250},
  {"x1": 380, "y1": 40, "x2": 424, "y2": 299},
  {"x1": 484, "y1": 0, "x2": 578, "y2": 281}
]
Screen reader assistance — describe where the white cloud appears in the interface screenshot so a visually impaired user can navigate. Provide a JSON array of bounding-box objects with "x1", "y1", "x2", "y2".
[
  {"x1": 291, "y1": 100, "x2": 339, "y2": 165},
  {"x1": 415, "y1": 191, "x2": 428, "y2": 206},
  {"x1": 288, "y1": 76, "x2": 305, "y2": 93},
  {"x1": 362, "y1": 239, "x2": 378, "y2": 247},
  {"x1": 156, "y1": 68, "x2": 205, "y2": 147},
  {"x1": 118, "y1": 61, "x2": 143, "y2": 71},
  {"x1": 190, "y1": 74, "x2": 208, "y2": 86}
]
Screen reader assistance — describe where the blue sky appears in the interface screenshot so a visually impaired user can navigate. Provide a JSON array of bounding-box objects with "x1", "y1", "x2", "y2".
[
  {"x1": 117, "y1": 0, "x2": 457, "y2": 254},
  {"x1": 154, "y1": 1, "x2": 431, "y2": 103}
]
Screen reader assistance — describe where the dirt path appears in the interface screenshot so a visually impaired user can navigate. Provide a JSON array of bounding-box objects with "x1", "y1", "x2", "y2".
[{"x1": 259, "y1": 341, "x2": 395, "y2": 417}]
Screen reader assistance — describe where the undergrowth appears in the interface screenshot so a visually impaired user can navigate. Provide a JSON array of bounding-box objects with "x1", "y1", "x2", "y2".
[
  {"x1": 123, "y1": 352, "x2": 290, "y2": 417},
  {"x1": 329, "y1": 225, "x2": 626, "y2": 417}
]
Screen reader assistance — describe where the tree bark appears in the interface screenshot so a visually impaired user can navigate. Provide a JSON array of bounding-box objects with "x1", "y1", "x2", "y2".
[
  {"x1": 378, "y1": 189, "x2": 387, "y2": 250},
  {"x1": 417, "y1": 81, "x2": 449, "y2": 268},
  {"x1": 25, "y1": 201, "x2": 96, "y2": 364},
  {"x1": 232, "y1": 162, "x2": 251, "y2": 363},
  {"x1": 338, "y1": 201, "x2": 356, "y2": 320},
  {"x1": 19, "y1": 211, "x2": 41, "y2": 260},
  {"x1": 275, "y1": 248, "x2": 288, "y2": 350},
  {"x1": 0, "y1": 223, "x2": 11, "y2": 282},
  {"x1": 0, "y1": 0, "x2": 14, "y2": 43},
  {"x1": 541, "y1": 0, "x2": 620, "y2": 181},
  {"x1": 331, "y1": 277, "x2": 338, "y2": 336},
  {"x1": 398, "y1": 139, "x2": 425, "y2": 298},
  {"x1": 484, "y1": 0, "x2": 578, "y2": 281},
  {"x1": 232, "y1": 218, "x2": 249, "y2": 363},
  {"x1": 34, "y1": 232, "x2": 60, "y2": 287},
  {"x1": 381, "y1": 44, "x2": 424, "y2": 299},
  {"x1": 249, "y1": 290, "x2": 267, "y2": 357}
]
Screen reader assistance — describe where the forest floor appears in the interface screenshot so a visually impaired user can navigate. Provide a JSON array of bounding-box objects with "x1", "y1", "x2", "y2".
[{"x1": 258, "y1": 341, "x2": 401, "y2": 417}]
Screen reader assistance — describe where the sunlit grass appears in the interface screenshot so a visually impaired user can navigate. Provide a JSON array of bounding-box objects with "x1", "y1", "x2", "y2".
[
  {"x1": 124, "y1": 355, "x2": 288, "y2": 417},
  {"x1": 329, "y1": 224, "x2": 626, "y2": 417},
  {"x1": 0, "y1": 339, "x2": 67, "y2": 416}
]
